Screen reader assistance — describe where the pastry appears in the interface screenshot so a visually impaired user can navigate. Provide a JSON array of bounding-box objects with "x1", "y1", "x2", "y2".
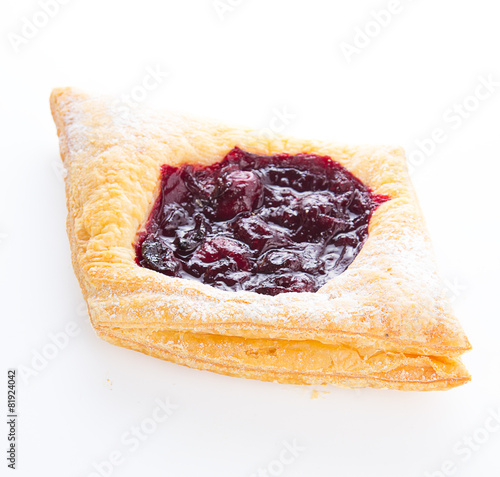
[{"x1": 50, "y1": 87, "x2": 471, "y2": 391}]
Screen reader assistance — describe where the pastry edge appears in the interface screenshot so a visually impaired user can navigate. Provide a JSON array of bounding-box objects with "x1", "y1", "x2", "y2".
[{"x1": 96, "y1": 326, "x2": 470, "y2": 391}]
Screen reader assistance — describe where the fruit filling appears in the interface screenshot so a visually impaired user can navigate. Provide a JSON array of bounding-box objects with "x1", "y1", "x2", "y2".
[{"x1": 135, "y1": 147, "x2": 388, "y2": 295}]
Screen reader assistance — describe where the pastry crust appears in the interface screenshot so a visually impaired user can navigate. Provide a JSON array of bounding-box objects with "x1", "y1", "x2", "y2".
[{"x1": 50, "y1": 87, "x2": 471, "y2": 390}]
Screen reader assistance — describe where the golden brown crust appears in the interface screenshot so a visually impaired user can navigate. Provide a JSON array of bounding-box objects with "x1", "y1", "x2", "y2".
[
  {"x1": 96, "y1": 327, "x2": 469, "y2": 391},
  {"x1": 50, "y1": 87, "x2": 471, "y2": 390}
]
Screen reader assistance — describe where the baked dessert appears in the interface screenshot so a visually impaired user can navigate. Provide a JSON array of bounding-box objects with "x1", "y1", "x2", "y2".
[{"x1": 50, "y1": 87, "x2": 471, "y2": 391}]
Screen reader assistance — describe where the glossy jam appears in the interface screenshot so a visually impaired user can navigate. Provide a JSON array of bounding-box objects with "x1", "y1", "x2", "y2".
[{"x1": 136, "y1": 147, "x2": 388, "y2": 295}]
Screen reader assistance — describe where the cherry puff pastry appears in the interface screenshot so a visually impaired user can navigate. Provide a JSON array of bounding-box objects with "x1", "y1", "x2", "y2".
[{"x1": 50, "y1": 87, "x2": 471, "y2": 391}]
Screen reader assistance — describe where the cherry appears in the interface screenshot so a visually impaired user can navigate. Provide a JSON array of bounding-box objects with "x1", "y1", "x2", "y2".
[
  {"x1": 263, "y1": 186, "x2": 298, "y2": 207},
  {"x1": 233, "y1": 215, "x2": 290, "y2": 253},
  {"x1": 204, "y1": 260, "x2": 251, "y2": 287},
  {"x1": 181, "y1": 165, "x2": 218, "y2": 200},
  {"x1": 256, "y1": 250, "x2": 302, "y2": 274},
  {"x1": 140, "y1": 235, "x2": 180, "y2": 276},
  {"x1": 214, "y1": 170, "x2": 262, "y2": 221},
  {"x1": 194, "y1": 236, "x2": 252, "y2": 271},
  {"x1": 174, "y1": 214, "x2": 210, "y2": 255}
]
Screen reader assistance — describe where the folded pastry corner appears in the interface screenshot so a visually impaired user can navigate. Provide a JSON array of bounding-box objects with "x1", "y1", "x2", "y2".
[{"x1": 50, "y1": 87, "x2": 471, "y2": 391}]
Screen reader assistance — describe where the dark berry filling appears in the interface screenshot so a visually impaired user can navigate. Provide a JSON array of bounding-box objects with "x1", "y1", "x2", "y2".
[{"x1": 135, "y1": 147, "x2": 389, "y2": 296}]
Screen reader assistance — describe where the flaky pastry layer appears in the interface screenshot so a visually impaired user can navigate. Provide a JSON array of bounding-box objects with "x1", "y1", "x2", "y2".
[{"x1": 96, "y1": 326, "x2": 469, "y2": 391}]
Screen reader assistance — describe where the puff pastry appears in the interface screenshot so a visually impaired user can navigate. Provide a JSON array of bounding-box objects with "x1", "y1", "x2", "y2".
[{"x1": 50, "y1": 87, "x2": 471, "y2": 391}]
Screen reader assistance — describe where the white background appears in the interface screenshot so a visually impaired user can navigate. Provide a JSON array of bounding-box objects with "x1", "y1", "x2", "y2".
[{"x1": 1, "y1": 1, "x2": 500, "y2": 476}]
